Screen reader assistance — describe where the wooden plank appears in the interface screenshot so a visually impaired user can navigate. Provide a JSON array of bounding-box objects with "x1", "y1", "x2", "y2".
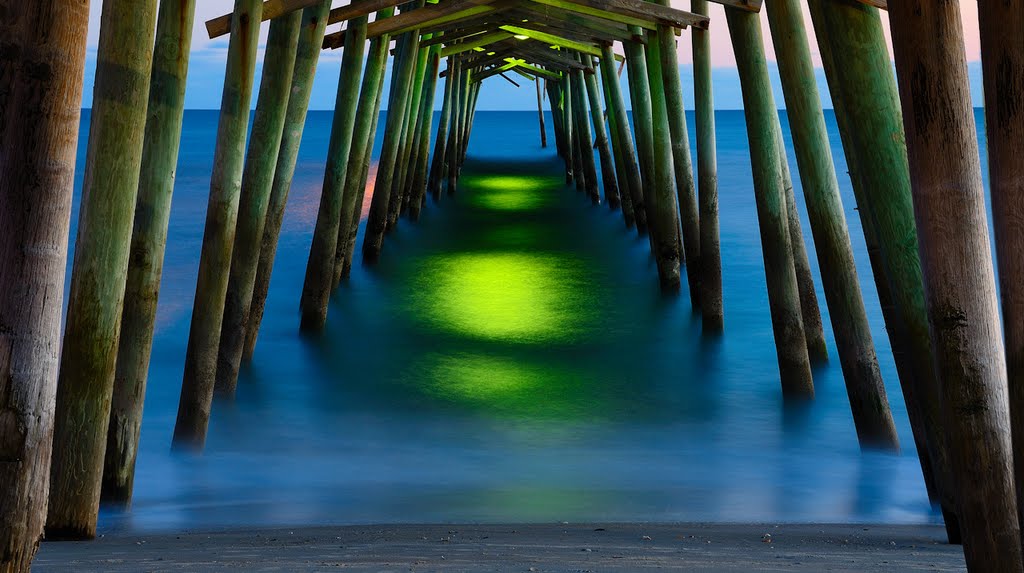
[
  {"x1": 706, "y1": 0, "x2": 761, "y2": 12},
  {"x1": 368, "y1": 0, "x2": 504, "y2": 38},
  {"x1": 511, "y1": 4, "x2": 636, "y2": 41},
  {"x1": 498, "y1": 24, "x2": 602, "y2": 56},
  {"x1": 440, "y1": 30, "x2": 515, "y2": 55},
  {"x1": 207, "y1": 0, "x2": 318, "y2": 38},
  {"x1": 854, "y1": 0, "x2": 886, "y2": 9},
  {"x1": 526, "y1": 0, "x2": 708, "y2": 30},
  {"x1": 327, "y1": 0, "x2": 409, "y2": 25},
  {"x1": 507, "y1": 8, "x2": 634, "y2": 42}
]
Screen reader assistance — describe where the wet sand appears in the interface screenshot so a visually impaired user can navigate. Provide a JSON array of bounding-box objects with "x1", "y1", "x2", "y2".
[{"x1": 35, "y1": 522, "x2": 965, "y2": 572}]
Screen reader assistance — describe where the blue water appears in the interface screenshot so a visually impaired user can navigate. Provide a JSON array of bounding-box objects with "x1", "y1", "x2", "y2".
[{"x1": 64, "y1": 109, "x2": 961, "y2": 533}]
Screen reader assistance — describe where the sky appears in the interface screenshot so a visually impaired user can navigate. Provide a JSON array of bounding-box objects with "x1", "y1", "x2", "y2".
[{"x1": 81, "y1": 1, "x2": 985, "y2": 111}]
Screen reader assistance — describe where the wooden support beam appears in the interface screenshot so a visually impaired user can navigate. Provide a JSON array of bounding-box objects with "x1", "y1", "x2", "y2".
[
  {"x1": 218, "y1": 12, "x2": 302, "y2": 393},
  {"x1": 103, "y1": 0, "x2": 198, "y2": 507},
  {"x1": 979, "y1": 0, "x2": 1024, "y2": 558},
  {"x1": 807, "y1": 0, "x2": 958, "y2": 542},
  {"x1": 651, "y1": 2, "x2": 700, "y2": 306},
  {"x1": 363, "y1": 18, "x2": 424, "y2": 263},
  {"x1": 0, "y1": 1, "x2": 90, "y2": 567},
  {"x1": 247, "y1": 1, "x2": 335, "y2": 358},
  {"x1": 300, "y1": 9, "x2": 368, "y2": 332},
  {"x1": 510, "y1": 5, "x2": 636, "y2": 41},
  {"x1": 691, "y1": 0, "x2": 723, "y2": 331},
  {"x1": 173, "y1": 0, "x2": 263, "y2": 451},
  {"x1": 334, "y1": 8, "x2": 397, "y2": 284},
  {"x1": 407, "y1": 44, "x2": 444, "y2": 219},
  {"x1": 622, "y1": 32, "x2": 650, "y2": 232},
  {"x1": 369, "y1": 0, "x2": 504, "y2": 39},
  {"x1": 208, "y1": 0, "x2": 318, "y2": 38},
  {"x1": 526, "y1": 0, "x2": 708, "y2": 30},
  {"x1": 890, "y1": 0, "x2": 1020, "y2": 569},
  {"x1": 429, "y1": 58, "x2": 457, "y2": 199},
  {"x1": 765, "y1": 0, "x2": 897, "y2": 448},
  {"x1": 707, "y1": 0, "x2": 761, "y2": 12},
  {"x1": 441, "y1": 30, "x2": 515, "y2": 55},
  {"x1": 499, "y1": 24, "x2": 602, "y2": 56},
  {"x1": 507, "y1": 9, "x2": 633, "y2": 43},
  {"x1": 581, "y1": 53, "x2": 619, "y2": 207},
  {"x1": 47, "y1": 0, "x2": 159, "y2": 540},
  {"x1": 725, "y1": 7, "x2": 813, "y2": 398},
  {"x1": 600, "y1": 44, "x2": 643, "y2": 227}
]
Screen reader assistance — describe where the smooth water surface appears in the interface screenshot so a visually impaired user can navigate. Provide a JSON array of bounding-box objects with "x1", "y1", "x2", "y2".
[{"x1": 64, "y1": 109, "x2": 955, "y2": 532}]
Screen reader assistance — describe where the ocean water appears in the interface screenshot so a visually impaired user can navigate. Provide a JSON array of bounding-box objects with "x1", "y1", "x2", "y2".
[{"x1": 63, "y1": 108, "x2": 976, "y2": 533}]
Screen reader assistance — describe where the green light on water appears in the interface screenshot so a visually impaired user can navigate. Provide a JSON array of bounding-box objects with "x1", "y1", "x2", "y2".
[
  {"x1": 418, "y1": 352, "x2": 599, "y2": 419},
  {"x1": 411, "y1": 252, "x2": 594, "y2": 344},
  {"x1": 467, "y1": 174, "x2": 562, "y2": 212}
]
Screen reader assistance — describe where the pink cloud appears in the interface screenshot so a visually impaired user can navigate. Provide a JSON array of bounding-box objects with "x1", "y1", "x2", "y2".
[{"x1": 673, "y1": 0, "x2": 982, "y2": 67}]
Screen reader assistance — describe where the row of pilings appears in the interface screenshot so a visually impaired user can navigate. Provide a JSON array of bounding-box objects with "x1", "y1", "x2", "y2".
[{"x1": 2, "y1": 0, "x2": 1024, "y2": 572}]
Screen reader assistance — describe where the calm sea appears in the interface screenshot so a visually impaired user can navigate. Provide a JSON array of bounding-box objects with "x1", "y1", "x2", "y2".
[{"x1": 64, "y1": 108, "x2": 987, "y2": 532}]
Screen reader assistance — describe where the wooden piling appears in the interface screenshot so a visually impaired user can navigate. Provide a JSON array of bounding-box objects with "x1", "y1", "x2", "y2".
[
  {"x1": 0, "y1": 2, "x2": 90, "y2": 567},
  {"x1": 103, "y1": 0, "x2": 197, "y2": 507},
  {"x1": 725, "y1": 7, "x2": 813, "y2": 398},
  {"x1": 546, "y1": 78, "x2": 568, "y2": 161},
  {"x1": 389, "y1": 33, "x2": 431, "y2": 228},
  {"x1": 340, "y1": 28, "x2": 393, "y2": 282},
  {"x1": 47, "y1": 0, "x2": 159, "y2": 539},
  {"x1": 447, "y1": 59, "x2": 464, "y2": 193},
  {"x1": 807, "y1": 0, "x2": 958, "y2": 538},
  {"x1": 244, "y1": 1, "x2": 333, "y2": 361},
  {"x1": 408, "y1": 46, "x2": 442, "y2": 220},
  {"x1": 653, "y1": 9, "x2": 700, "y2": 306},
  {"x1": 570, "y1": 64, "x2": 600, "y2": 204},
  {"x1": 333, "y1": 8, "x2": 396, "y2": 286},
  {"x1": 765, "y1": 0, "x2": 895, "y2": 449},
  {"x1": 623, "y1": 34, "x2": 652, "y2": 233},
  {"x1": 428, "y1": 57, "x2": 456, "y2": 200},
  {"x1": 778, "y1": 146, "x2": 827, "y2": 361},
  {"x1": 300, "y1": 10, "x2": 368, "y2": 332},
  {"x1": 581, "y1": 54, "x2": 620, "y2": 209},
  {"x1": 889, "y1": 1, "x2": 1022, "y2": 569},
  {"x1": 217, "y1": 11, "x2": 302, "y2": 394},
  {"x1": 536, "y1": 78, "x2": 548, "y2": 148},
  {"x1": 599, "y1": 64, "x2": 631, "y2": 217},
  {"x1": 173, "y1": 0, "x2": 263, "y2": 450},
  {"x1": 363, "y1": 6, "x2": 424, "y2": 264},
  {"x1": 600, "y1": 45, "x2": 643, "y2": 229},
  {"x1": 641, "y1": 31, "x2": 683, "y2": 292},
  {"x1": 690, "y1": 0, "x2": 722, "y2": 332},
  {"x1": 978, "y1": 0, "x2": 1024, "y2": 555}
]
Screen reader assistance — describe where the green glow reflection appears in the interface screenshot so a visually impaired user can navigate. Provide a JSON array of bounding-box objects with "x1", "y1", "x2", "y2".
[
  {"x1": 467, "y1": 174, "x2": 562, "y2": 211},
  {"x1": 420, "y1": 352, "x2": 599, "y2": 419},
  {"x1": 412, "y1": 252, "x2": 594, "y2": 344}
]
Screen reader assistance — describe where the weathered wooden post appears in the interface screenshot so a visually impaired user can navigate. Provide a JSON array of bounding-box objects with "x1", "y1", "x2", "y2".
[
  {"x1": 978, "y1": 0, "x2": 1024, "y2": 554},
  {"x1": 0, "y1": 3, "x2": 90, "y2": 567},
  {"x1": 581, "y1": 54, "x2": 619, "y2": 209},
  {"x1": 725, "y1": 7, "x2": 813, "y2": 398},
  {"x1": 428, "y1": 57, "x2": 456, "y2": 200},
  {"x1": 389, "y1": 34, "x2": 432, "y2": 226},
  {"x1": 889, "y1": 1, "x2": 1022, "y2": 569},
  {"x1": 653, "y1": 7, "x2": 700, "y2": 305},
  {"x1": 339, "y1": 30, "x2": 393, "y2": 282},
  {"x1": 364, "y1": 4, "x2": 425, "y2": 263},
  {"x1": 690, "y1": 0, "x2": 722, "y2": 332},
  {"x1": 546, "y1": 77, "x2": 568, "y2": 161},
  {"x1": 244, "y1": 1, "x2": 333, "y2": 360},
  {"x1": 217, "y1": 12, "x2": 301, "y2": 394},
  {"x1": 641, "y1": 31, "x2": 683, "y2": 292},
  {"x1": 536, "y1": 78, "x2": 548, "y2": 148},
  {"x1": 103, "y1": 0, "x2": 197, "y2": 506},
  {"x1": 173, "y1": 0, "x2": 263, "y2": 449},
  {"x1": 764, "y1": 0, "x2": 895, "y2": 449},
  {"x1": 300, "y1": 10, "x2": 369, "y2": 332},
  {"x1": 600, "y1": 46, "x2": 642, "y2": 229},
  {"x1": 778, "y1": 149, "x2": 827, "y2": 361},
  {"x1": 599, "y1": 64, "x2": 631, "y2": 217},
  {"x1": 447, "y1": 59, "x2": 464, "y2": 193},
  {"x1": 408, "y1": 46, "x2": 442, "y2": 220},
  {"x1": 47, "y1": 0, "x2": 159, "y2": 539},
  {"x1": 333, "y1": 8, "x2": 396, "y2": 286},
  {"x1": 570, "y1": 64, "x2": 600, "y2": 204},
  {"x1": 623, "y1": 34, "x2": 652, "y2": 233},
  {"x1": 807, "y1": 0, "x2": 958, "y2": 538}
]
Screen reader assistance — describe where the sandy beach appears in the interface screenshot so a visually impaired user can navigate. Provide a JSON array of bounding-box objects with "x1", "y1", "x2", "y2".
[{"x1": 34, "y1": 522, "x2": 966, "y2": 572}]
